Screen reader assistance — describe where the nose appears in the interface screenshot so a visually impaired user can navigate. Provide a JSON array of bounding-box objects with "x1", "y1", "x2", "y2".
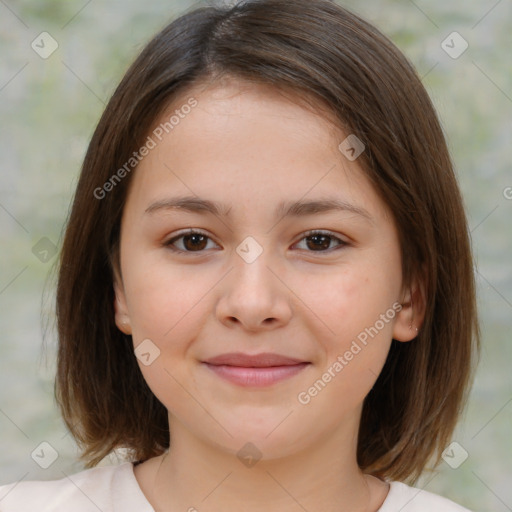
[{"x1": 215, "y1": 245, "x2": 293, "y2": 333}]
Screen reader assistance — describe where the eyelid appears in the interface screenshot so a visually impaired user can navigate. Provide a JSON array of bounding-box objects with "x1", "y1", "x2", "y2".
[
  {"x1": 162, "y1": 228, "x2": 218, "y2": 254},
  {"x1": 292, "y1": 229, "x2": 348, "y2": 251},
  {"x1": 300, "y1": 229, "x2": 346, "y2": 242}
]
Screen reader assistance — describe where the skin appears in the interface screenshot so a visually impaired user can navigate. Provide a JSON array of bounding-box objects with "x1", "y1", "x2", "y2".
[{"x1": 113, "y1": 77, "x2": 425, "y2": 512}]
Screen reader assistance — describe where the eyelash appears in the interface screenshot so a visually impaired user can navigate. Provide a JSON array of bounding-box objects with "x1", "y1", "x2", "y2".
[{"x1": 163, "y1": 229, "x2": 348, "y2": 255}]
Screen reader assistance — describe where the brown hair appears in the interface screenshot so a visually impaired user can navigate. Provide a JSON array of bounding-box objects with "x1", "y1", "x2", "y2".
[{"x1": 55, "y1": 0, "x2": 479, "y2": 484}]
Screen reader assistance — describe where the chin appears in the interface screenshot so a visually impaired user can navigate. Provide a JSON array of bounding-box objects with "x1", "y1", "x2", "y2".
[{"x1": 198, "y1": 413, "x2": 313, "y2": 461}]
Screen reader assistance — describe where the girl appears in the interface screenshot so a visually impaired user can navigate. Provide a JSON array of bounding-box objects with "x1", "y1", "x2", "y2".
[{"x1": 0, "y1": 0, "x2": 479, "y2": 510}]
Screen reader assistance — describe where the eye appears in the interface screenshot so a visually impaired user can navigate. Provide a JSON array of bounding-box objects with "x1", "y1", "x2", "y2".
[
  {"x1": 292, "y1": 230, "x2": 347, "y2": 253},
  {"x1": 164, "y1": 229, "x2": 347, "y2": 254},
  {"x1": 164, "y1": 229, "x2": 219, "y2": 253}
]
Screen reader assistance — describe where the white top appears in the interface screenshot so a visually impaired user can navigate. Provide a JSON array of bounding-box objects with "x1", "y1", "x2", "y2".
[{"x1": 0, "y1": 462, "x2": 472, "y2": 511}]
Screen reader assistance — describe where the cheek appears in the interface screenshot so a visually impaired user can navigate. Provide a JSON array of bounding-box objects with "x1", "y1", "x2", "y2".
[
  {"x1": 296, "y1": 260, "x2": 398, "y2": 382},
  {"x1": 296, "y1": 268, "x2": 396, "y2": 412},
  {"x1": 300, "y1": 262, "x2": 398, "y2": 338},
  {"x1": 123, "y1": 257, "x2": 209, "y2": 415},
  {"x1": 123, "y1": 251, "x2": 210, "y2": 339}
]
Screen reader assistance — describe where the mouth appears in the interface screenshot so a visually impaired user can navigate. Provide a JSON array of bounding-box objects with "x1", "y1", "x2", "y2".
[{"x1": 202, "y1": 352, "x2": 311, "y2": 387}]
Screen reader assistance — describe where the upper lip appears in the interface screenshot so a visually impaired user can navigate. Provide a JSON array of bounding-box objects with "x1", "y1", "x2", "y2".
[{"x1": 203, "y1": 352, "x2": 308, "y2": 367}]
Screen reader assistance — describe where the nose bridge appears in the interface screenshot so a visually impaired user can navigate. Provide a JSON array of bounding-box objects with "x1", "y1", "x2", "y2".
[
  {"x1": 231, "y1": 234, "x2": 276, "y2": 295},
  {"x1": 215, "y1": 234, "x2": 292, "y2": 330}
]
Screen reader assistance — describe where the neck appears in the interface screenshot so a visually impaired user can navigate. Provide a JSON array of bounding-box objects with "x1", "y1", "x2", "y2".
[{"x1": 139, "y1": 414, "x2": 388, "y2": 512}]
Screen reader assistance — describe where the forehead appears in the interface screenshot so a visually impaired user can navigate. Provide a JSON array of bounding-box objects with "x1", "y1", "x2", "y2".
[
  {"x1": 173, "y1": 75, "x2": 341, "y2": 125},
  {"x1": 123, "y1": 77, "x2": 392, "y2": 224}
]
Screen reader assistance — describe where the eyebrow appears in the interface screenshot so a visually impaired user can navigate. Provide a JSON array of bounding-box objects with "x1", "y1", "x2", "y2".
[{"x1": 144, "y1": 195, "x2": 373, "y2": 221}]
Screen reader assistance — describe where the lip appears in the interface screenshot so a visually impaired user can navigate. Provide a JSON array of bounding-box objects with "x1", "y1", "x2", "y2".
[
  {"x1": 204, "y1": 352, "x2": 307, "y2": 367},
  {"x1": 202, "y1": 352, "x2": 310, "y2": 387}
]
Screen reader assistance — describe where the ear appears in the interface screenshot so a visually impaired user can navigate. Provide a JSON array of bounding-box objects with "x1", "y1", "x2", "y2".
[
  {"x1": 392, "y1": 272, "x2": 427, "y2": 343},
  {"x1": 113, "y1": 266, "x2": 132, "y2": 335}
]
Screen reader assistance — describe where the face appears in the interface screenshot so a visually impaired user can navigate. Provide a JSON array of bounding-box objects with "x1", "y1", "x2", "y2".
[{"x1": 114, "y1": 77, "x2": 420, "y2": 460}]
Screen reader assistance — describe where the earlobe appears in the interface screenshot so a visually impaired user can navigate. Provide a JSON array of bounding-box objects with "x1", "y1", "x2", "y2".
[
  {"x1": 113, "y1": 277, "x2": 132, "y2": 335},
  {"x1": 392, "y1": 276, "x2": 427, "y2": 343}
]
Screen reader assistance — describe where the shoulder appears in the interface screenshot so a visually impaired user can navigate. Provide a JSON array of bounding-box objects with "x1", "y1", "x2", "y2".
[
  {"x1": 379, "y1": 480, "x2": 473, "y2": 512},
  {"x1": 0, "y1": 462, "x2": 153, "y2": 512}
]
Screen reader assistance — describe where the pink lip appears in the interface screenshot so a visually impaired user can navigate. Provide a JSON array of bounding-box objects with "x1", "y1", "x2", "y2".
[
  {"x1": 203, "y1": 363, "x2": 310, "y2": 387},
  {"x1": 202, "y1": 352, "x2": 310, "y2": 387},
  {"x1": 204, "y1": 352, "x2": 307, "y2": 367}
]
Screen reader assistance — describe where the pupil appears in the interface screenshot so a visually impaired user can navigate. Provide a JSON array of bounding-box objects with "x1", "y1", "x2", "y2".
[
  {"x1": 185, "y1": 234, "x2": 207, "y2": 251},
  {"x1": 308, "y1": 235, "x2": 330, "y2": 251}
]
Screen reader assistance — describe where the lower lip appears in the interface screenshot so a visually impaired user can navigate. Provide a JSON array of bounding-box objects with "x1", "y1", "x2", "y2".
[{"x1": 203, "y1": 362, "x2": 310, "y2": 387}]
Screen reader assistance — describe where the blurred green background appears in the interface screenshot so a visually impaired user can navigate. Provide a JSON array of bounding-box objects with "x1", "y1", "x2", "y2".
[{"x1": 0, "y1": 0, "x2": 510, "y2": 510}]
